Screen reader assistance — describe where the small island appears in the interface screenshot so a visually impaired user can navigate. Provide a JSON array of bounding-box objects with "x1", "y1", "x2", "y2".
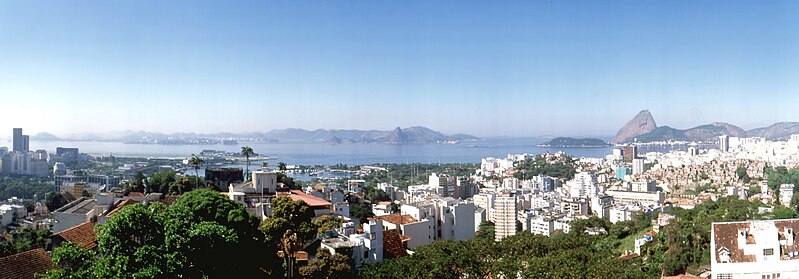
[{"x1": 538, "y1": 137, "x2": 611, "y2": 148}]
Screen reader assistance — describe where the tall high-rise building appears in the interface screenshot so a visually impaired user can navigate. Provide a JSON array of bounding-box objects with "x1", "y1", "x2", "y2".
[
  {"x1": 632, "y1": 158, "x2": 645, "y2": 175},
  {"x1": 719, "y1": 135, "x2": 729, "y2": 153},
  {"x1": 622, "y1": 145, "x2": 638, "y2": 162},
  {"x1": 12, "y1": 128, "x2": 24, "y2": 152},
  {"x1": 23, "y1": 135, "x2": 29, "y2": 152},
  {"x1": 493, "y1": 192, "x2": 517, "y2": 241}
]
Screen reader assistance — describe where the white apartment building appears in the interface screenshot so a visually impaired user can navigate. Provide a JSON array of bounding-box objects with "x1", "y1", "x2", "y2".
[
  {"x1": 631, "y1": 180, "x2": 656, "y2": 192},
  {"x1": 711, "y1": 219, "x2": 799, "y2": 279},
  {"x1": 473, "y1": 193, "x2": 495, "y2": 221},
  {"x1": 321, "y1": 219, "x2": 383, "y2": 269},
  {"x1": 606, "y1": 189, "x2": 664, "y2": 205},
  {"x1": 566, "y1": 172, "x2": 599, "y2": 199},
  {"x1": 780, "y1": 184, "x2": 794, "y2": 207},
  {"x1": 632, "y1": 158, "x2": 645, "y2": 175},
  {"x1": 401, "y1": 196, "x2": 475, "y2": 242},
  {"x1": 493, "y1": 192, "x2": 517, "y2": 241}
]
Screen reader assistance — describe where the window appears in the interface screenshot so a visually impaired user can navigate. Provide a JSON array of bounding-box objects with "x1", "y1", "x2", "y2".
[
  {"x1": 717, "y1": 274, "x2": 732, "y2": 279},
  {"x1": 764, "y1": 248, "x2": 774, "y2": 256}
]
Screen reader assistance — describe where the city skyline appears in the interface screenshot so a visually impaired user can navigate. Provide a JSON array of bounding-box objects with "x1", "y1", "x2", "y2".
[{"x1": 2, "y1": 1, "x2": 798, "y2": 137}]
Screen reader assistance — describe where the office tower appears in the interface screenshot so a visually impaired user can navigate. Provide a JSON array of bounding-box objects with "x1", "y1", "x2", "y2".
[
  {"x1": 622, "y1": 145, "x2": 637, "y2": 162},
  {"x1": 12, "y1": 128, "x2": 23, "y2": 152}
]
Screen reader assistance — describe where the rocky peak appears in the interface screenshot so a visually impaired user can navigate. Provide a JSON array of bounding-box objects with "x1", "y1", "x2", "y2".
[{"x1": 613, "y1": 110, "x2": 657, "y2": 143}]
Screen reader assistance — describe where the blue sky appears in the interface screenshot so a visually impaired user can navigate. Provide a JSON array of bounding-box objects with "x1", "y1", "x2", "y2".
[{"x1": 1, "y1": 1, "x2": 797, "y2": 138}]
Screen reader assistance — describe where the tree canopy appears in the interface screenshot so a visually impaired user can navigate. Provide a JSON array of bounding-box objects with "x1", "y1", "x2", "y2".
[{"x1": 41, "y1": 189, "x2": 272, "y2": 278}]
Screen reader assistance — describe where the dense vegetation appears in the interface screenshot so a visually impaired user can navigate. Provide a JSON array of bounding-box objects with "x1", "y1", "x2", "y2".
[
  {"x1": 42, "y1": 189, "x2": 269, "y2": 278},
  {"x1": 363, "y1": 196, "x2": 797, "y2": 278},
  {"x1": 513, "y1": 154, "x2": 576, "y2": 180},
  {"x1": 360, "y1": 232, "x2": 646, "y2": 278},
  {"x1": 0, "y1": 227, "x2": 51, "y2": 257},
  {"x1": 42, "y1": 189, "x2": 351, "y2": 278},
  {"x1": 0, "y1": 176, "x2": 54, "y2": 200}
]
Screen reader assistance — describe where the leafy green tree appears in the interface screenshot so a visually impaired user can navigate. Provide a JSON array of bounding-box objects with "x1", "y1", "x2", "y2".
[
  {"x1": 130, "y1": 171, "x2": 146, "y2": 192},
  {"x1": 0, "y1": 176, "x2": 55, "y2": 200},
  {"x1": 772, "y1": 205, "x2": 798, "y2": 219},
  {"x1": 513, "y1": 154, "x2": 576, "y2": 180},
  {"x1": 278, "y1": 162, "x2": 288, "y2": 172},
  {"x1": 476, "y1": 221, "x2": 495, "y2": 240},
  {"x1": 261, "y1": 197, "x2": 317, "y2": 244},
  {"x1": 39, "y1": 242, "x2": 95, "y2": 279},
  {"x1": 241, "y1": 146, "x2": 255, "y2": 181},
  {"x1": 299, "y1": 249, "x2": 353, "y2": 279},
  {"x1": 736, "y1": 166, "x2": 751, "y2": 183},
  {"x1": 43, "y1": 189, "x2": 272, "y2": 278},
  {"x1": 45, "y1": 192, "x2": 69, "y2": 211}
]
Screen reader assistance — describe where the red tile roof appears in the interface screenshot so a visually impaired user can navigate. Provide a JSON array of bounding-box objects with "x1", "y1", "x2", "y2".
[
  {"x1": 280, "y1": 190, "x2": 332, "y2": 207},
  {"x1": 383, "y1": 230, "x2": 408, "y2": 258},
  {"x1": 53, "y1": 222, "x2": 97, "y2": 250},
  {"x1": 106, "y1": 199, "x2": 139, "y2": 217},
  {"x1": 0, "y1": 248, "x2": 52, "y2": 279},
  {"x1": 375, "y1": 214, "x2": 417, "y2": 225}
]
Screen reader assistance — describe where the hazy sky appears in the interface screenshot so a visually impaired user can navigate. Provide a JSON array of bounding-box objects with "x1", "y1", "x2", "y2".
[{"x1": 1, "y1": 1, "x2": 798, "y2": 138}]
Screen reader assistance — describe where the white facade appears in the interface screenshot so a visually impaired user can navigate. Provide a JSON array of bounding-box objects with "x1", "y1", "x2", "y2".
[
  {"x1": 493, "y1": 192, "x2": 517, "y2": 241},
  {"x1": 473, "y1": 193, "x2": 495, "y2": 221},
  {"x1": 711, "y1": 219, "x2": 799, "y2": 279},
  {"x1": 632, "y1": 158, "x2": 645, "y2": 175},
  {"x1": 780, "y1": 184, "x2": 794, "y2": 207},
  {"x1": 566, "y1": 172, "x2": 598, "y2": 199}
]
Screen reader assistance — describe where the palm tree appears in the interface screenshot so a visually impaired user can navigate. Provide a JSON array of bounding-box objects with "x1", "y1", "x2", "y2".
[
  {"x1": 278, "y1": 162, "x2": 287, "y2": 173},
  {"x1": 241, "y1": 146, "x2": 255, "y2": 181},
  {"x1": 188, "y1": 156, "x2": 205, "y2": 189}
]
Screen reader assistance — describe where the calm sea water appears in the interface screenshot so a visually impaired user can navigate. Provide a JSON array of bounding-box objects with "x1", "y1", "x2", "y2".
[{"x1": 25, "y1": 138, "x2": 668, "y2": 166}]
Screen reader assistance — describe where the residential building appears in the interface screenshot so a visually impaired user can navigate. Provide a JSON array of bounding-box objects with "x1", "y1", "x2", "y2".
[
  {"x1": 401, "y1": 196, "x2": 475, "y2": 242},
  {"x1": 52, "y1": 198, "x2": 105, "y2": 233},
  {"x1": 780, "y1": 184, "x2": 794, "y2": 207},
  {"x1": 606, "y1": 189, "x2": 664, "y2": 205},
  {"x1": 623, "y1": 145, "x2": 637, "y2": 162},
  {"x1": 631, "y1": 180, "x2": 656, "y2": 192},
  {"x1": 711, "y1": 219, "x2": 799, "y2": 279},
  {"x1": 633, "y1": 158, "x2": 645, "y2": 175},
  {"x1": 567, "y1": 172, "x2": 599, "y2": 199},
  {"x1": 204, "y1": 168, "x2": 244, "y2": 191},
  {"x1": 0, "y1": 248, "x2": 52, "y2": 279},
  {"x1": 0, "y1": 204, "x2": 26, "y2": 227},
  {"x1": 321, "y1": 219, "x2": 383, "y2": 269},
  {"x1": 719, "y1": 135, "x2": 730, "y2": 153},
  {"x1": 493, "y1": 192, "x2": 517, "y2": 241},
  {"x1": 473, "y1": 193, "x2": 495, "y2": 221}
]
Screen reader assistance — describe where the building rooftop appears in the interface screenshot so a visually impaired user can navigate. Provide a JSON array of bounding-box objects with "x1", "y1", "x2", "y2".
[
  {"x1": 105, "y1": 199, "x2": 139, "y2": 217},
  {"x1": 383, "y1": 230, "x2": 408, "y2": 258},
  {"x1": 53, "y1": 221, "x2": 97, "y2": 249},
  {"x1": 713, "y1": 219, "x2": 799, "y2": 263},
  {"x1": 280, "y1": 190, "x2": 332, "y2": 207},
  {"x1": 54, "y1": 198, "x2": 96, "y2": 215},
  {"x1": 374, "y1": 214, "x2": 418, "y2": 226},
  {"x1": 0, "y1": 248, "x2": 52, "y2": 279},
  {"x1": 322, "y1": 236, "x2": 358, "y2": 249}
]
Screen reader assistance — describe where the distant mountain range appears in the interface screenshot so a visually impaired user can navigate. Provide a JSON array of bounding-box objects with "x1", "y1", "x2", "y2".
[
  {"x1": 30, "y1": 126, "x2": 480, "y2": 144},
  {"x1": 264, "y1": 126, "x2": 479, "y2": 144},
  {"x1": 613, "y1": 110, "x2": 799, "y2": 143}
]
